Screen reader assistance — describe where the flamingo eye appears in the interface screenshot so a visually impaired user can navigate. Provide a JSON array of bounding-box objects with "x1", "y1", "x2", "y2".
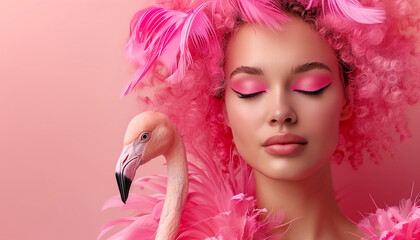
[{"x1": 139, "y1": 132, "x2": 150, "y2": 142}]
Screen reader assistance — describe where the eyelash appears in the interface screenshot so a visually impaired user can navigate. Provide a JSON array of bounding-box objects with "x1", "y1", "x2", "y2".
[
  {"x1": 232, "y1": 83, "x2": 332, "y2": 98},
  {"x1": 294, "y1": 89, "x2": 324, "y2": 96},
  {"x1": 232, "y1": 89, "x2": 266, "y2": 98},
  {"x1": 294, "y1": 83, "x2": 331, "y2": 96}
]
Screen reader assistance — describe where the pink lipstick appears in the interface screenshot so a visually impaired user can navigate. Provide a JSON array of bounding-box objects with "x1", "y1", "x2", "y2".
[{"x1": 262, "y1": 133, "x2": 307, "y2": 156}]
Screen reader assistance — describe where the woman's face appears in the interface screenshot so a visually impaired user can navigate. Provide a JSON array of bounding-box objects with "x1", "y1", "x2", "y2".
[{"x1": 224, "y1": 17, "x2": 351, "y2": 181}]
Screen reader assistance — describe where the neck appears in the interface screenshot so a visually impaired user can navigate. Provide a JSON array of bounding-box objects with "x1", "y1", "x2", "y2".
[
  {"x1": 255, "y1": 162, "x2": 359, "y2": 240},
  {"x1": 156, "y1": 135, "x2": 188, "y2": 240}
]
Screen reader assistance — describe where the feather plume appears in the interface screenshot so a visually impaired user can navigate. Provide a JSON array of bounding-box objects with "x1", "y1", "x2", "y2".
[
  {"x1": 306, "y1": 0, "x2": 385, "y2": 24},
  {"x1": 166, "y1": 3, "x2": 216, "y2": 83},
  {"x1": 234, "y1": 0, "x2": 289, "y2": 30},
  {"x1": 358, "y1": 199, "x2": 420, "y2": 239},
  {"x1": 122, "y1": 3, "x2": 216, "y2": 96},
  {"x1": 214, "y1": 0, "x2": 289, "y2": 30}
]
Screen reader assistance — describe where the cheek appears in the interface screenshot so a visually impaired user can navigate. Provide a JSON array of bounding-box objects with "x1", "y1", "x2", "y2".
[
  {"x1": 305, "y1": 105, "x2": 340, "y2": 131},
  {"x1": 301, "y1": 96, "x2": 343, "y2": 154},
  {"x1": 225, "y1": 92, "x2": 265, "y2": 150}
]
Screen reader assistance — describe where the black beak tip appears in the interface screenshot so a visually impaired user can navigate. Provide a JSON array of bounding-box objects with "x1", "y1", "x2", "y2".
[{"x1": 115, "y1": 172, "x2": 132, "y2": 204}]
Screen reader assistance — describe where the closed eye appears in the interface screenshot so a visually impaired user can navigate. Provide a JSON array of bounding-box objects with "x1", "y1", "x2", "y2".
[
  {"x1": 294, "y1": 83, "x2": 332, "y2": 96},
  {"x1": 231, "y1": 88, "x2": 265, "y2": 98}
]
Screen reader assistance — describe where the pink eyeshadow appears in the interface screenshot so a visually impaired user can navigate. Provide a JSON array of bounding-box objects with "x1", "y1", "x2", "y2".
[
  {"x1": 291, "y1": 75, "x2": 333, "y2": 92},
  {"x1": 230, "y1": 78, "x2": 268, "y2": 94}
]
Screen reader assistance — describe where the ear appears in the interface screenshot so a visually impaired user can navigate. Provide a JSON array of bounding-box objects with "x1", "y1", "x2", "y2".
[{"x1": 340, "y1": 94, "x2": 352, "y2": 121}]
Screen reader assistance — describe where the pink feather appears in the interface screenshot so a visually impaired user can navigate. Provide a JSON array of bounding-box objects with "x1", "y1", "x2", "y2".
[
  {"x1": 123, "y1": 8, "x2": 184, "y2": 96},
  {"x1": 213, "y1": 0, "x2": 289, "y2": 30},
  {"x1": 358, "y1": 199, "x2": 420, "y2": 239},
  {"x1": 233, "y1": 0, "x2": 289, "y2": 29},
  {"x1": 122, "y1": 3, "x2": 216, "y2": 96},
  {"x1": 306, "y1": 0, "x2": 385, "y2": 24},
  {"x1": 166, "y1": 3, "x2": 217, "y2": 83},
  {"x1": 98, "y1": 217, "x2": 136, "y2": 240}
]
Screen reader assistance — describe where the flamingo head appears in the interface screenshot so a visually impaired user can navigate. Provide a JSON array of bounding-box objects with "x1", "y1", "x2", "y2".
[{"x1": 115, "y1": 111, "x2": 176, "y2": 203}]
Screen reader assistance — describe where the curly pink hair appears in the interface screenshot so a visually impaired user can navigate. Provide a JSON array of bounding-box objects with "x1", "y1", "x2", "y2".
[{"x1": 125, "y1": 0, "x2": 420, "y2": 170}]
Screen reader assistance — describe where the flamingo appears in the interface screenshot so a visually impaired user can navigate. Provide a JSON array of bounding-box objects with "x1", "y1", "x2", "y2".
[{"x1": 115, "y1": 111, "x2": 188, "y2": 240}]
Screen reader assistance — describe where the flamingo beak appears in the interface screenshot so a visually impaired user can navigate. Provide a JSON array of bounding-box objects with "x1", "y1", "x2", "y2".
[
  {"x1": 115, "y1": 171, "x2": 132, "y2": 204},
  {"x1": 115, "y1": 140, "x2": 146, "y2": 203}
]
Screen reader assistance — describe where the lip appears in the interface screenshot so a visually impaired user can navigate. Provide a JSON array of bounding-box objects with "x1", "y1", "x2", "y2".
[{"x1": 262, "y1": 133, "x2": 307, "y2": 156}]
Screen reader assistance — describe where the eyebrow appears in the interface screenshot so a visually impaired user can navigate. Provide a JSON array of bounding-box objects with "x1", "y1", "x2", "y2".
[
  {"x1": 229, "y1": 62, "x2": 331, "y2": 79},
  {"x1": 230, "y1": 66, "x2": 264, "y2": 79},
  {"x1": 292, "y1": 62, "x2": 331, "y2": 74}
]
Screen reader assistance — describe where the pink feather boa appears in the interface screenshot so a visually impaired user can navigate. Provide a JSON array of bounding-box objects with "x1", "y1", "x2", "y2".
[
  {"x1": 358, "y1": 199, "x2": 420, "y2": 239},
  {"x1": 99, "y1": 148, "x2": 420, "y2": 239}
]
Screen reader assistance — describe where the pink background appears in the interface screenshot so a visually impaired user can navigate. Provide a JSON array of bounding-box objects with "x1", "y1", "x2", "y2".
[{"x1": 0, "y1": 1, "x2": 419, "y2": 239}]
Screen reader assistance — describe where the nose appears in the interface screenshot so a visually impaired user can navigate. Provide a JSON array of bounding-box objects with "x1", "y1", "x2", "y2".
[
  {"x1": 270, "y1": 110, "x2": 297, "y2": 125},
  {"x1": 269, "y1": 94, "x2": 297, "y2": 126}
]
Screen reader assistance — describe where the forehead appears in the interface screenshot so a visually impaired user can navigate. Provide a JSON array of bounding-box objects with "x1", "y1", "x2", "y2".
[{"x1": 225, "y1": 17, "x2": 339, "y2": 77}]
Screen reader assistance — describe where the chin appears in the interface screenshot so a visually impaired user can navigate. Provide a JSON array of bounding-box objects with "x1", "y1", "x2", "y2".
[{"x1": 255, "y1": 157, "x2": 330, "y2": 181}]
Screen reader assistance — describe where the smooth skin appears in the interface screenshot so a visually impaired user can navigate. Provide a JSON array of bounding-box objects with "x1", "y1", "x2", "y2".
[{"x1": 224, "y1": 16, "x2": 361, "y2": 240}]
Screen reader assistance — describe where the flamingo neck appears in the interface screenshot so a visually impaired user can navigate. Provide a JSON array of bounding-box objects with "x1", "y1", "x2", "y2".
[{"x1": 155, "y1": 136, "x2": 188, "y2": 240}]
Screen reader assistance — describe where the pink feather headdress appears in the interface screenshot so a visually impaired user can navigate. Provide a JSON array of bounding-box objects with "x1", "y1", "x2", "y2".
[
  {"x1": 122, "y1": 3, "x2": 216, "y2": 96},
  {"x1": 122, "y1": 0, "x2": 385, "y2": 97}
]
